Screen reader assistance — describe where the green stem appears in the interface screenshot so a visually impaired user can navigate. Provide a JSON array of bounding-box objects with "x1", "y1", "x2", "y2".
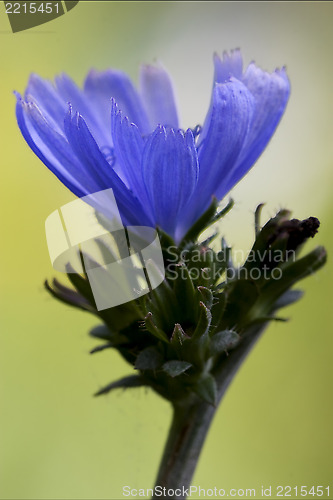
[{"x1": 152, "y1": 323, "x2": 267, "y2": 500}]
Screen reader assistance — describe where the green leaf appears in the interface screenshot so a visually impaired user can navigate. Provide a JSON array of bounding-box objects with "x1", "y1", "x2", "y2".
[
  {"x1": 179, "y1": 197, "x2": 218, "y2": 246},
  {"x1": 210, "y1": 330, "x2": 240, "y2": 355},
  {"x1": 210, "y1": 291, "x2": 227, "y2": 336},
  {"x1": 170, "y1": 323, "x2": 190, "y2": 346},
  {"x1": 242, "y1": 246, "x2": 326, "y2": 325},
  {"x1": 89, "y1": 324, "x2": 113, "y2": 341},
  {"x1": 273, "y1": 289, "x2": 304, "y2": 309},
  {"x1": 156, "y1": 227, "x2": 176, "y2": 249},
  {"x1": 246, "y1": 316, "x2": 288, "y2": 326},
  {"x1": 89, "y1": 325, "x2": 128, "y2": 350},
  {"x1": 66, "y1": 262, "x2": 96, "y2": 305},
  {"x1": 200, "y1": 232, "x2": 218, "y2": 247},
  {"x1": 258, "y1": 246, "x2": 327, "y2": 314},
  {"x1": 93, "y1": 237, "x2": 118, "y2": 266},
  {"x1": 197, "y1": 286, "x2": 214, "y2": 309},
  {"x1": 101, "y1": 302, "x2": 143, "y2": 332},
  {"x1": 90, "y1": 343, "x2": 114, "y2": 354},
  {"x1": 94, "y1": 375, "x2": 146, "y2": 396},
  {"x1": 180, "y1": 197, "x2": 233, "y2": 249},
  {"x1": 44, "y1": 279, "x2": 94, "y2": 312},
  {"x1": 144, "y1": 312, "x2": 169, "y2": 342},
  {"x1": 220, "y1": 237, "x2": 234, "y2": 278},
  {"x1": 220, "y1": 280, "x2": 259, "y2": 329},
  {"x1": 173, "y1": 262, "x2": 196, "y2": 320},
  {"x1": 162, "y1": 360, "x2": 192, "y2": 377},
  {"x1": 192, "y1": 301, "x2": 212, "y2": 340},
  {"x1": 135, "y1": 346, "x2": 163, "y2": 371},
  {"x1": 243, "y1": 209, "x2": 291, "y2": 272},
  {"x1": 193, "y1": 373, "x2": 217, "y2": 406},
  {"x1": 148, "y1": 279, "x2": 180, "y2": 332},
  {"x1": 254, "y1": 203, "x2": 265, "y2": 236},
  {"x1": 211, "y1": 198, "x2": 234, "y2": 224}
]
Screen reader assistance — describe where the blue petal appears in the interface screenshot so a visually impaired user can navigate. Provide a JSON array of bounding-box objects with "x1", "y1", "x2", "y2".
[
  {"x1": 198, "y1": 50, "x2": 244, "y2": 148},
  {"x1": 183, "y1": 79, "x2": 255, "y2": 228},
  {"x1": 140, "y1": 64, "x2": 179, "y2": 130},
  {"x1": 142, "y1": 126, "x2": 198, "y2": 236},
  {"x1": 213, "y1": 49, "x2": 243, "y2": 83},
  {"x1": 16, "y1": 93, "x2": 152, "y2": 227},
  {"x1": 55, "y1": 73, "x2": 110, "y2": 147},
  {"x1": 15, "y1": 93, "x2": 94, "y2": 197},
  {"x1": 64, "y1": 110, "x2": 153, "y2": 227},
  {"x1": 63, "y1": 108, "x2": 113, "y2": 190},
  {"x1": 222, "y1": 65, "x2": 290, "y2": 194},
  {"x1": 25, "y1": 74, "x2": 68, "y2": 134},
  {"x1": 110, "y1": 99, "x2": 152, "y2": 210},
  {"x1": 84, "y1": 69, "x2": 151, "y2": 135}
]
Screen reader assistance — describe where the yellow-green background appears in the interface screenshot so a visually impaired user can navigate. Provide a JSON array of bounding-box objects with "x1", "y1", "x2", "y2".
[{"x1": 0, "y1": 2, "x2": 332, "y2": 499}]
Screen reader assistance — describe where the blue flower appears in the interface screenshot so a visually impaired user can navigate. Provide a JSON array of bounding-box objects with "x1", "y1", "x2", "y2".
[{"x1": 15, "y1": 49, "x2": 290, "y2": 242}]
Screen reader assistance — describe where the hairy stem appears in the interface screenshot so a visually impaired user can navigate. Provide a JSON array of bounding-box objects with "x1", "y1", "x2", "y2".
[{"x1": 153, "y1": 323, "x2": 267, "y2": 500}]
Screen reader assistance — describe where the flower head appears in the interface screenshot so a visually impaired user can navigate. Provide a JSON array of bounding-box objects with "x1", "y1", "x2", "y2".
[{"x1": 15, "y1": 49, "x2": 290, "y2": 241}]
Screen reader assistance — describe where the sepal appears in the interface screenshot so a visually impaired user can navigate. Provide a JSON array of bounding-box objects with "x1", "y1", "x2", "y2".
[
  {"x1": 135, "y1": 346, "x2": 163, "y2": 371},
  {"x1": 170, "y1": 323, "x2": 190, "y2": 346},
  {"x1": 44, "y1": 278, "x2": 94, "y2": 312},
  {"x1": 273, "y1": 289, "x2": 304, "y2": 309},
  {"x1": 193, "y1": 373, "x2": 217, "y2": 406},
  {"x1": 162, "y1": 360, "x2": 192, "y2": 378},
  {"x1": 89, "y1": 324, "x2": 115, "y2": 341},
  {"x1": 196, "y1": 286, "x2": 214, "y2": 309},
  {"x1": 48, "y1": 203, "x2": 326, "y2": 406},
  {"x1": 210, "y1": 330, "x2": 240, "y2": 355},
  {"x1": 94, "y1": 375, "x2": 147, "y2": 396},
  {"x1": 192, "y1": 301, "x2": 212, "y2": 340},
  {"x1": 144, "y1": 312, "x2": 169, "y2": 343},
  {"x1": 90, "y1": 343, "x2": 114, "y2": 354},
  {"x1": 180, "y1": 197, "x2": 233, "y2": 246}
]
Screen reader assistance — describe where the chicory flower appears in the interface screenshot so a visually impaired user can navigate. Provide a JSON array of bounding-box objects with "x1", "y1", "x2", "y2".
[{"x1": 15, "y1": 49, "x2": 290, "y2": 241}]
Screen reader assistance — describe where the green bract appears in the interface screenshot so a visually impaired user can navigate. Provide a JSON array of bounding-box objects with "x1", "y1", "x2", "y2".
[{"x1": 46, "y1": 202, "x2": 326, "y2": 407}]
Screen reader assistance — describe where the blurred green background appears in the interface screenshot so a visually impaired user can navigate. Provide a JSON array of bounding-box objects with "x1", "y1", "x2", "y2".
[{"x1": 0, "y1": 2, "x2": 332, "y2": 499}]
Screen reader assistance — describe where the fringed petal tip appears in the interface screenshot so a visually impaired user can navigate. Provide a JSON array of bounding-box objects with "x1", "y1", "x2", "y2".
[
  {"x1": 15, "y1": 91, "x2": 36, "y2": 109},
  {"x1": 274, "y1": 66, "x2": 290, "y2": 88},
  {"x1": 243, "y1": 62, "x2": 290, "y2": 104},
  {"x1": 222, "y1": 47, "x2": 242, "y2": 60},
  {"x1": 213, "y1": 48, "x2": 242, "y2": 62},
  {"x1": 139, "y1": 62, "x2": 179, "y2": 130},
  {"x1": 13, "y1": 90, "x2": 22, "y2": 101},
  {"x1": 214, "y1": 49, "x2": 243, "y2": 83},
  {"x1": 110, "y1": 96, "x2": 142, "y2": 141},
  {"x1": 83, "y1": 67, "x2": 151, "y2": 135},
  {"x1": 213, "y1": 51, "x2": 290, "y2": 100},
  {"x1": 246, "y1": 61, "x2": 290, "y2": 83},
  {"x1": 24, "y1": 73, "x2": 47, "y2": 102}
]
